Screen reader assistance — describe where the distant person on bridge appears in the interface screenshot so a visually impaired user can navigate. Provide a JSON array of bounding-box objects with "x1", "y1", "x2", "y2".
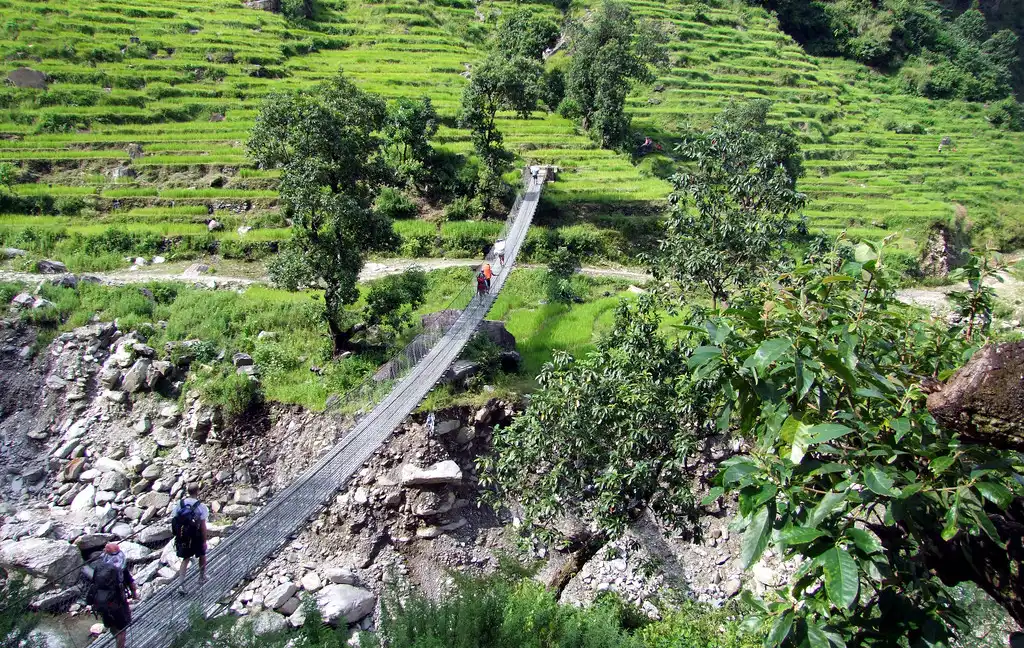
[
  {"x1": 172, "y1": 483, "x2": 209, "y2": 595},
  {"x1": 494, "y1": 239, "x2": 506, "y2": 267},
  {"x1": 482, "y1": 262, "x2": 492, "y2": 289},
  {"x1": 86, "y1": 543, "x2": 138, "y2": 648},
  {"x1": 476, "y1": 271, "x2": 488, "y2": 299}
]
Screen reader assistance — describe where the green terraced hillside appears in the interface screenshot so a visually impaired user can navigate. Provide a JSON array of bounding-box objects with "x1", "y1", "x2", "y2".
[{"x1": 1, "y1": 0, "x2": 1022, "y2": 271}]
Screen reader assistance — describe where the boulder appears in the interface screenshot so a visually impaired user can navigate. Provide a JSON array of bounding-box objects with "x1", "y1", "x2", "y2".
[
  {"x1": 94, "y1": 458, "x2": 127, "y2": 475},
  {"x1": 118, "y1": 542, "x2": 152, "y2": 564},
  {"x1": 11, "y1": 293, "x2": 35, "y2": 308},
  {"x1": 98, "y1": 366, "x2": 122, "y2": 389},
  {"x1": 95, "y1": 471, "x2": 128, "y2": 492},
  {"x1": 411, "y1": 490, "x2": 455, "y2": 517},
  {"x1": 70, "y1": 485, "x2": 96, "y2": 512},
  {"x1": 36, "y1": 260, "x2": 68, "y2": 274},
  {"x1": 7, "y1": 67, "x2": 47, "y2": 89},
  {"x1": 232, "y1": 353, "x2": 253, "y2": 367},
  {"x1": 136, "y1": 491, "x2": 170, "y2": 509},
  {"x1": 74, "y1": 533, "x2": 115, "y2": 553},
  {"x1": 121, "y1": 359, "x2": 152, "y2": 393},
  {"x1": 207, "y1": 220, "x2": 223, "y2": 232},
  {"x1": 62, "y1": 457, "x2": 86, "y2": 483},
  {"x1": 279, "y1": 596, "x2": 301, "y2": 616},
  {"x1": 416, "y1": 517, "x2": 467, "y2": 539},
  {"x1": 233, "y1": 488, "x2": 258, "y2": 505},
  {"x1": 266, "y1": 582, "x2": 298, "y2": 610},
  {"x1": 326, "y1": 567, "x2": 359, "y2": 585},
  {"x1": 440, "y1": 360, "x2": 480, "y2": 385},
  {"x1": 2, "y1": 247, "x2": 27, "y2": 259},
  {"x1": 316, "y1": 584, "x2": 376, "y2": 625},
  {"x1": 136, "y1": 526, "x2": 172, "y2": 546},
  {"x1": 0, "y1": 538, "x2": 83, "y2": 584},
  {"x1": 434, "y1": 420, "x2": 460, "y2": 436},
  {"x1": 422, "y1": 311, "x2": 516, "y2": 350},
  {"x1": 251, "y1": 610, "x2": 287, "y2": 637},
  {"x1": 300, "y1": 571, "x2": 323, "y2": 593},
  {"x1": 222, "y1": 504, "x2": 252, "y2": 518},
  {"x1": 400, "y1": 461, "x2": 462, "y2": 486}
]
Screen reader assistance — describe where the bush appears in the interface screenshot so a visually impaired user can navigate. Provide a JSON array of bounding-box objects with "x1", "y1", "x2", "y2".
[
  {"x1": 443, "y1": 195, "x2": 484, "y2": 221},
  {"x1": 547, "y1": 245, "x2": 580, "y2": 303},
  {"x1": 375, "y1": 187, "x2": 418, "y2": 220},
  {"x1": 987, "y1": 98, "x2": 1024, "y2": 131},
  {"x1": 55, "y1": 196, "x2": 88, "y2": 216},
  {"x1": 186, "y1": 365, "x2": 263, "y2": 422}
]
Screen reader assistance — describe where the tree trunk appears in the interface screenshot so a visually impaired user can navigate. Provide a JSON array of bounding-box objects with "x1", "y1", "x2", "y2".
[
  {"x1": 326, "y1": 315, "x2": 354, "y2": 356},
  {"x1": 547, "y1": 531, "x2": 607, "y2": 599},
  {"x1": 926, "y1": 341, "x2": 1024, "y2": 452}
]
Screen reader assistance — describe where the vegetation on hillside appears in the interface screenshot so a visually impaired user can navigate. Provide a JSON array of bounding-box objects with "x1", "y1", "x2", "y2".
[{"x1": 759, "y1": 0, "x2": 1021, "y2": 101}]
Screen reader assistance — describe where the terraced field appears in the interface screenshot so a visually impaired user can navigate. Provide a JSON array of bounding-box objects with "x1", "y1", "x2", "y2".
[{"x1": 1, "y1": 0, "x2": 1021, "y2": 271}]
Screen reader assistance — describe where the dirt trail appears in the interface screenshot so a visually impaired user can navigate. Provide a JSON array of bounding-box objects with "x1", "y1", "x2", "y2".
[{"x1": 0, "y1": 258, "x2": 653, "y2": 290}]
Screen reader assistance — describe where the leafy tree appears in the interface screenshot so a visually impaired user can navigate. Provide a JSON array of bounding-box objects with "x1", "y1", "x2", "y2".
[
  {"x1": 0, "y1": 163, "x2": 15, "y2": 193},
  {"x1": 479, "y1": 295, "x2": 715, "y2": 540},
  {"x1": 947, "y1": 252, "x2": 1003, "y2": 341},
  {"x1": 249, "y1": 73, "x2": 397, "y2": 354},
  {"x1": 382, "y1": 96, "x2": 438, "y2": 186},
  {"x1": 562, "y1": 1, "x2": 667, "y2": 148},
  {"x1": 485, "y1": 236, "x2": 1024, "y2": 646},
  {"x1": 545, "y1": 245, "x2": 580, "y2": 303},
  {"x1": 459, "y1": 53, "x2": 542, "y2": 176},
  {"x1": 363, "y1": 268, "x2": 427, "y2": 333},
  {"x1": 653, "y1": 101, "x2": 805, "y2": 308},
  {"x1": 492, "y1": 8, "x2": 559, "y2": 61}
]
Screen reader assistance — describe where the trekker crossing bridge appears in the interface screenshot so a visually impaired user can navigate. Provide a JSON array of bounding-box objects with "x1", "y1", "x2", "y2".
[{"x1": 90, "y1": 168, "x2": 552, "y2": 648}]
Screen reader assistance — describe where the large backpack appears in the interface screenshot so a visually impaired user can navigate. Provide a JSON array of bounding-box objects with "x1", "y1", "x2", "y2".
[
  {"x1": 86, "y1": 559, "x2": 125, "y2": 612},
  {"x1": 171, "y1": 499, "x2": 202, "y2": 540}
]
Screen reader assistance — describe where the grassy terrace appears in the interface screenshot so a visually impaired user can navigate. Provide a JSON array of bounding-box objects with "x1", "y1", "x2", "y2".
[{"x1": 1, "y1": 0, "x2": 1022, "y2": 269}]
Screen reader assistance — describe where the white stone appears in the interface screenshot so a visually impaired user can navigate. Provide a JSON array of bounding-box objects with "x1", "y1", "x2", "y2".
[
  {"x1": 266, "y1": 582, "x2": 298, "y2": 610},
  {"x1": 300, "y1": 571, "x2": 323, "y2": 593},
  {"x1": 316, "y1": 584, "x2": 376, "y2": 626},
  {"x1": 250, "y1": 610, "x2": 287, "y2": 636},
  {"x1": 234, "y1": 487, "x2": 258, "y2": 505},
  {"x1": 399, "y1": 461, "x2": 462, "y2": 486},
  {"x1": 70, "y1": 485, "x2": 96, "y2": 512},
  {"x1": 118, "y1": 541, "x2": 152, "y2": 564},
  {"x1": 94, "y1": 458, "x2": 127, "y2": 475},
  {"x1": 136, "y1": 491, "x2": 170, "y2": 509},
  {"x1": 0, "y1": 538, "x2": 83, "y2": 584},
  {"x1": 326, "y1": 568, "x2": 359, "y2": 585}
]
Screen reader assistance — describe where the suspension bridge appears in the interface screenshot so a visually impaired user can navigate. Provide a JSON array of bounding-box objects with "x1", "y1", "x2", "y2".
[{"x1": 88, "y1": 168, "x2": 552, "y2": 648}]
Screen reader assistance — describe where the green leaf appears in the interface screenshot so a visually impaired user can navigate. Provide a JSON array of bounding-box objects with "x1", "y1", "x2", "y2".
[
  {"x1": 701, "y1": 487, "x2": 725, "y2": 506},
  {"x1": 822, "y1": 274, "x2": 854, "y2": 284},
  {"x1": 976, "y1": 482, "x2": 1012, "y2": 508},
  {"x1": 863, "y1": 465, "x2": 897, "y2": 496},
  {"x1": 941, "y1": 503, "x2": 959, "y2": 541},
  {"x1": 748, "y1": 337, "x2": 792, "y2": 371},
  {"x1": 822, "y1": 547, "x2": 859, "y2": 609},
  {"x1": 740, "y1": 589, "x2": 768, "y2": 614},
  {"x1": 930, "y1": 455, "x2": 956, "y2": 474},
  {"x1": 845, "y1": 528, "x2": 883, "y2": 555},
  {"x1": 806, "y1": 622, "x2": 830, "y2": 648},
  {"x1": 723, "y1": 458, "x2": 759, "y2": 485},
  {"x1": 765, "y1": 611, "x2": 793, "y2": 648},
  {"x1": 741, "y1": 504, "x2": 773, "y2": 569},
  {"x1": 807, "y1": 423, "x2": 854, "y2": 445},
  {"x1": 688, "y1": 345, "x2": 722, "y2": 369},
  {"x1": 820, "y1": 352, "x2": 858, "y2": 390},
  {"x1": 808, "y1": 491, "x2": 847, "y2": 528},
  {"x1": 779, "y1": 527, "x2": 825, "y2": 545}
]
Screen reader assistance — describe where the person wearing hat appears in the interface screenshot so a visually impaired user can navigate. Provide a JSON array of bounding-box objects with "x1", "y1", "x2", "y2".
[{"x1": 87, "y1": 543, "x2": 138, "y2": 648}]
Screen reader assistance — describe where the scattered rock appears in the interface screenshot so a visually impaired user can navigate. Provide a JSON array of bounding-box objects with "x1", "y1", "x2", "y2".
[
  {"x1": 400, "y1": 461, "x2": 462, "y2": 486},
  {"x1": 251, "y1": 610, "x2": 287, "y2": 636},
  {"x1": 7, "y1": 67, "x2": 47, "y2": 89},
  {"x1": 136, "y1": 492, "x2": 170, "y2": 509},
  {"x1": 266, "y1": 582, "x2": 298, "y2": 610},
  {"x1": 316, "y1": 584, "x2": 376, "y2": 626},
  {"x1": 232, "y1": 353, "x2": 253, "y2": 367},
  {"x1": 233, "y1": 487, "x2": 258, "y2": 505},
  {"x1": 301, "y1": 571, "x2": 323, "y2": 593},
  {"x1": 0, "y1": 538, "x2": 83, "y2": 584},
  {"x1": 326, "y1": 567, "x2": 359, "y2": 585},
  {"x1": 36, "y1": 259, "x2": 68, "y2": 274}
]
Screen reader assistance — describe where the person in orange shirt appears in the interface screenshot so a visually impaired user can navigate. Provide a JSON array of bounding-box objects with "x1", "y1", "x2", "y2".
[{"x1": 482, "y1": 262, "x2": 492, "y2": 289}]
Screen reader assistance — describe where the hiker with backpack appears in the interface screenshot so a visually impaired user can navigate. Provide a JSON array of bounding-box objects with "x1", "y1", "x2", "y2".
[
  {"x1": 476, "y1": 271, "x2": 487, "y2": 300},
  {"x1": 86, "y1": 543, "x2": 138, "y2": 648},
  {"x1": 172, "y1": 483, "x2": 209, "y2": 595}
]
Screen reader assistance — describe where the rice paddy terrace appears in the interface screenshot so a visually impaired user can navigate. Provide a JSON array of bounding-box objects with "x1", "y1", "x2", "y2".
[{"x1": 0, "y1": 0, "x2": 1022, "y2": 272}]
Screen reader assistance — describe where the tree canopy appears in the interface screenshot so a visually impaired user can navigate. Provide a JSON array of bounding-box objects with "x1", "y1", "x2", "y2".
[
  {"x1": 652, "y1": 100, "x2": 805, "y2": 308},
  {"x1": 561, "y1": 1, "x2": 668, "y2": 148}
]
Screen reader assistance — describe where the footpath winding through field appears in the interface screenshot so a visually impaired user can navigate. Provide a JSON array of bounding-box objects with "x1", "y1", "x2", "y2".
[
  {"x1": 0, "y1": 259, "x2": 652, "y2": 289},
  {"x1": 88, "y1": 172, "x2": 549, "y2": 648}
]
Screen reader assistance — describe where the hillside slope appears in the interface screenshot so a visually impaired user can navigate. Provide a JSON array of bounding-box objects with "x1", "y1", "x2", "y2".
[{"x1": 1, "y1": 0, "x2": 1022, "y2": 270}]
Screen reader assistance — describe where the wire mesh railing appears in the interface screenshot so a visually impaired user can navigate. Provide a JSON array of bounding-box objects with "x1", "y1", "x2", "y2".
[{"x1": 68, "y1": 169, "x2": 548, "y2": 648}]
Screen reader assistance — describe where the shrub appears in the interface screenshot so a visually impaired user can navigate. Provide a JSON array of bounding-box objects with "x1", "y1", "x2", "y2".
[
  {"x1": 55, "y1": 196, "x2": 88, "y2": 216},
  {"x1": 374, "y1": 187, "x2": 418, "y2": 220},
  {"x1": 186, "y1": 364, "x2": 263, "y2": 422},
  {"x1": 443, "y1": 195, "x2": 484, "y2": 221},
  {"x1": 987, "y1": 98, "x2": 1024, "y2": 131}
]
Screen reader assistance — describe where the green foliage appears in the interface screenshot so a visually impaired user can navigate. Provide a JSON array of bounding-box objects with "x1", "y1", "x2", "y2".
[
  {"x1": 0, "y1": 163, "x2": 16, "y2": 193},
  {"x1": 479, "y1": 296, "x2": 714, "y2": 538},
  {"x1": 563, "y1": 1, "x2": 668, "y2": 147},
  {"x1": 689, "y1": 239, "x2": 1023, "y2": 647},
  {"x1": 492, "y1": 8, "x2": 559, "y2": 61},
  {"x1": 250, "y1": 72, "x2": 397, "y2": 354},
  {"x1": 382, "y1": 96, "x2": 438, "y2": 186},
  {"x1": 986, "y1": 98, "x2": 1024, "y2": 131},
  {"x1": 0, "y1": 576, "x2": 42, "y2": 648},
  {"x1": 654, "y1": 100, "x2": 804, "y2": 307},
  {"x1": 185, "y1": 365, "x2": 263, "y2": 421},
  {"x1": 545, "y1": 245, "x2": 580, "y2": 303},
  {"x1": 363, "y1": 268, "x2": 427, "y2": 333},
  {"x1": 443, "y1": 195, "x2": 484, "y2": 222},
  {"x1": 374, "y1": 187, "x2": 418, "y2": 221},
  {"x1": 947, "y1": 252, "x2": 1003, "y2": 342},
  {"x1": 280, "y1": 0, "x2": 319, "y2": 21}
]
